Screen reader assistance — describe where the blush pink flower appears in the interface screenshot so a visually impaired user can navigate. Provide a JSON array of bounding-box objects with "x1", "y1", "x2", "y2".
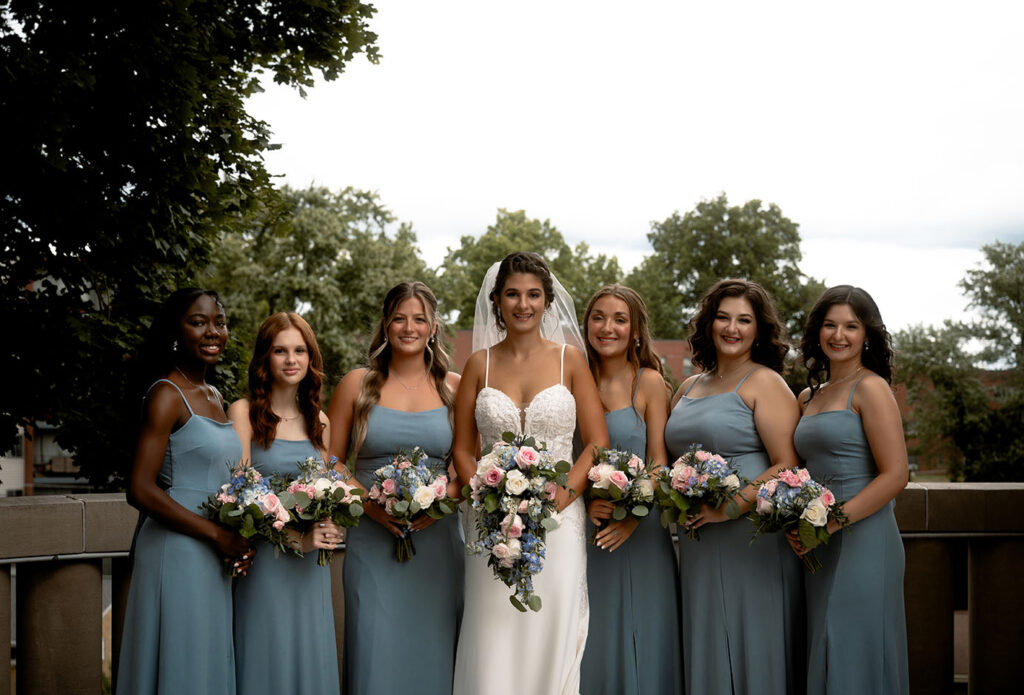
[
  {"x1": 381, "y1": 478, "x2": 397, "y2": 495},
  {"x1": 431, "y1": 477, "x2": 447, "y2": 499},
  {"x1": 263, "y1": 492, "x2": 282, "y2": 515},
  {"x1": 695, "y1": 450, "x2": 712, "y2": 462},
  {"x1": 821, "y1": 489, "x2": 836, "y2": 507},
  {"x1": 796, "y1": 468, "x2": 812, "y2": 484},
  {"x1": 609, "y1": 470, "x2": 629, "y2": 491},
  {"x1": 764, "y1": 479, "x2": 779, "y2": 496},
  {"x1": 778, "y1": 469, "x2": 802, "y2": 488},
  {"x1": 756, "y1": 497, "x2": 773, "y2": 515},
  {"x1": 483, "y1": 467, "x2": 505, "y2": 487},
  {"x1": 515, "y1": 446, "x2": 540, "y2": 470},
  {"x1": 545, "y1": 482, "x2": 558, "y2": 500},
  {"x1": 397, "y1": 459, "x2": 411, "y2": 469},
  {"x1": 627, "y1": 455, "x2": 644, "y2": 475},
  {"x1": 501, "y1": 513, "x2": 525, "y2": 538},
  {"x1": 216, "y1": 493, "x2": 236, "y2": 504}
]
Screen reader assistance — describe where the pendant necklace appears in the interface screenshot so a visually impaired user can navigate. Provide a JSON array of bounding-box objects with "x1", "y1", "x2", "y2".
[{"x1": 175, "y1": 366, "x2": 217, "y2": 403}]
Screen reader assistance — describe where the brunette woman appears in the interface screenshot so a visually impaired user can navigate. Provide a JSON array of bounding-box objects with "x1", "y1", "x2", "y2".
[
  {"x1": 326, "y1": 281, "x2": 464, "y2": 695},
  {"x1": 793, "y1": 286, "x2": 909, "y2": 694},
  {"x1": 228, "y1": 312, "x2": 343, "y2": 695},
  {"x1": 117, "y1": 289, "x2": 252, "y2": 695},
  {"x1": 664, "y1": 279, "x2": 804, "y2": 695},
  {"x1": 580, "y1": 284, "x2": 683, "y2": 695}
]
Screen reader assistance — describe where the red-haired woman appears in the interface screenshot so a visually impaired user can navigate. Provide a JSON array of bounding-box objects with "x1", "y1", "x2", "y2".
[{"x1": 228, "y1": 312, "x2": 342, "y2": 695}]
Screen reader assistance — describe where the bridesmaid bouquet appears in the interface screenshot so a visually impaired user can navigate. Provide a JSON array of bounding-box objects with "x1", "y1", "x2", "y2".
[
  {"x1": 747, "y1": 467, "x2": 848, "y2": 572},
  {"x1": 653, "y1": 444, "x2": 742, "y2": 540},
  {"x1": 367, "y1": 447, "x2": 458, "y2": 562},
  {"x1": 277, "y1": 456, "x2": 365, "y2": 566},
  {"x1": 201, "y1": 462, "x2": 293, "y2": 572},
  {"x1": 585, "y1": 447, "x2": 656, "y2": 543},
  {"x1": 463, "y1": 431, "x2": 571, "y2": 613}
]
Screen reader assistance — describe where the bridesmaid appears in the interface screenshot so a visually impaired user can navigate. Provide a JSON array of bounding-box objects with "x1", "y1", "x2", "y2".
[
  {"x1": 326, "y1": 281, "x2": 464, "y2": 695},
  {"x1": 228, "y1": 313, "x2": 343, "y2": 695},
  {"x1": 664, "y1": 278, "x2": 804, "y2": 695},
  {"x1": 580, "y1": 284, "x2": 683, "y2": 695},
  {"x1": 117, "y1": 289, "x2": 252, "y2": 695},
  {"x1": 792, "y1": 286, "x2": 909, "y2": 694}
]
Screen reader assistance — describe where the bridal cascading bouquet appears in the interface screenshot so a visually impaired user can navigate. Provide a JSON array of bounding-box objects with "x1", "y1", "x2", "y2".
[
  {"x1": 464, "y1": 432, "x2": 571, "y2": 613},
  {"x1": 276, "y1": 456, "x2": 365, "y2": 566},
  {"x1": 654, "y1": 444, "x2": 742, "y2": 540},
  {"x1": 367, "y1": 447, "x2": 458, "y2": 562},
  {"x1": 585, "y1": 448, "x2": 656, "y2": 542},
  {"x1": 747, "y1": 467, "x2": 847, "y2": 572},
  {"x1": 201, "y1": 462, "x2": 294, "y2": 574}
]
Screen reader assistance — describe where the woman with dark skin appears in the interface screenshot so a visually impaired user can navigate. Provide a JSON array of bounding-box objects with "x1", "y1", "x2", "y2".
[{"x1": 117, "y1": 288, "x2": 252, "y2": 695}]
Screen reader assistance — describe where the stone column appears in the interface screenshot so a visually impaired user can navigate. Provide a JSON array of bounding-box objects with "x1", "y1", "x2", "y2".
[
  {"x1": 903, "y1": 538, "x2": 955, "y2": 695},
  {"x1": 968, "y1": 538, "x2": 1024, "y2": 694},
  {"x1": 15, "y1": 560, "x2": 102, "y2": 695},
  {"x1": 0, "y1": 565, "x2": 10, "y2": 695}
]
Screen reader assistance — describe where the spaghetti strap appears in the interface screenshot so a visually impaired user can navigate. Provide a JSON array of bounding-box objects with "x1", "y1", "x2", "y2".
[
  {"x1": 847, "y1": 377, "x2": 866, "y2": 410},
  {"x1": 632, "y1": 367, "x2": 644, "y2": 404},
  {"x1": 559, "y1": 344, "x2": 566, "y2": 385},
  {"x1": 734, "y1": 367, "x2": 761, "y2": 392},
  {"x1": 484, "y1": 348, "x2": 490, "y2": 388},
  {"x1": 683, "y1": 376, "x2": 700, "y2": 397},
  {"x1": 146, "y1": 378, "x2": 194, "y2": 415}
]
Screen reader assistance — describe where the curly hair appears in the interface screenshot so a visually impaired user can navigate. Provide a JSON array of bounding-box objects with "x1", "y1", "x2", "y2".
[
  {"x1": 488, "y1": 251, "x2": 555, "y2": 330},
  {"x1": 583, "y1": 284, "x2": 667, "y2": 409},
  {"x1": 800, "y1": 285, "x2": 894, "y2": 396},
  {"x1": 688, "y1": 279, "x2": 789, "y2": 375},
  {"x1": 246, "y1": 313, "x2": 326, "y2": 450},
  {"x1": 350, "y1": 281, "x2": 455, "y2": 456}
]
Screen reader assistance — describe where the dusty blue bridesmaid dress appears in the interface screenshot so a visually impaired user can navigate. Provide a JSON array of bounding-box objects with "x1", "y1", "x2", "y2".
[
  {"x1": 664, "y1": 369, "x2": 803, "y2": 695},
  {"x1": 116, "y1": 380, "x2": 241, "y2": 695},
  {"x1": 233, "y1": 437, "x2": 339, "y2": 695},
  {"x1": 581, "y1": 370, "x2": 683, "y2": 695},
  {"x1": 342, "y1": 406, "x2": 464, "y2": 695},
  {"x1": 793, "y1": 379, "x2": 909, "y2": 695}
]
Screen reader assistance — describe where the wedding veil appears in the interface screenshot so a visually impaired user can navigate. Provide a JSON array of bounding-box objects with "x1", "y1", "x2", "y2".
[{"x1": 471, "y1": 260, "x2": 586, "y2": 354}]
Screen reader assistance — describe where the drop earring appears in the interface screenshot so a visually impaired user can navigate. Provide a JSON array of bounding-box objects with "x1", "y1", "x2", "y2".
[{"x1": 172, "y1": 340, "x2": 178, "y2": 352}]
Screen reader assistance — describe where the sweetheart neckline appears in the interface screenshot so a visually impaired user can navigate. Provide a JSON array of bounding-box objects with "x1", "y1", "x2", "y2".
[{"x1": 479, "y1": 383, "x2": 571, "y2": 412}]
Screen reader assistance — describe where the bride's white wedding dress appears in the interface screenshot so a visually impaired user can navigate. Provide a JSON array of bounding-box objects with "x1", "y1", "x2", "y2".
[{"x1": 453, "y1": 346, "x2": 589, "y2": 695}]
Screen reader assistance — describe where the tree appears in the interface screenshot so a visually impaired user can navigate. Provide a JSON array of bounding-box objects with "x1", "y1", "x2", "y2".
[
  {"x1": 0, "y1": 2, "x2": 379, "y2": 486},
  {"x1": 436, "y1": 209, "x2": 622, "y2": 329},
  {"x1": 203, "y1": 186, "x2": 434, "y2": 387},
  {"x1": 895, "y1": 241, "x2": 1024, "y2": 481},
  {"x1": 626, "y1": 194, "x2": 825, "y2": 342}
]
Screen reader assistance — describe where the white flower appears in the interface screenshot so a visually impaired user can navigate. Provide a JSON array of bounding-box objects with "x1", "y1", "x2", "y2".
[
  {"x1": 505, "y1": 469, "x2": 529, "y2": 495},
  {"x1": 722, "y1": 474, "x2": 741, "y2": 493},
  {"x1": 412, "y1": 485, "x2": 436, "y2": 509},
  {"x1": 636, "y1": 478, "x2": 654, "y2": 500},
  {"x1": 312, "y1": 477, "x2": 333, "y2": 499},
  {"x1": 589, "y1": 463, "x2": 615, "y2": 490},
  {"x1": 801, "y1": 497, "x2": 829, "y2": 527}
]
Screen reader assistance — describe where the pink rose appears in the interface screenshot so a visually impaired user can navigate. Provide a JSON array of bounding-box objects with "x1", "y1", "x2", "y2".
[
  {"x1": 483, "y1": 467, "x2": 505, "y2": 487},
  {"x1": 609, "y1": 470, "x2": 629, "y2": 491},
  {"x1": 587, "y1": 467, "x2": 601, "y2": 482},
  {"x1": 764, "y1": 479, "x2": 779, "y2": 496},
  {"x1": 385, "y1": 498, "x2": 395, "y2": 515},
  {"x1": 756, "y1": 497, "x2": 773, "y2": 515},
  {"x1": 821, "y1": 489, "x2": 836, "y2": 507},
  {"x1": 381, "y1": 478, "x2": 397, "y2": 496},
  {"x1": 432, "y1": 479, "x2": 447, "y2": 499},
  {"x1": 778, "y1": 469, "x2": 802, "y2": 488},
  {"x1": 627, "y1": 455, "x2": 644, "y2": 475},
  {"x1": 216, "y1": 493, "x2": 236, "y2": 504},
  {"x1": 518, "y1": 499, "x2": 529, "y2": 513},
  {"x1": 398, "y1": 460, "x2": 411, "y2": 469},
  {"x1": 272, "y1": 519, "x2": 286, "y2": 530},
  {"x1": 501, "y1": 513, "x2": 525, "y2": 538},
  {"x1": 797, "y1": 468, "x2": 812, "y2": 483},
  {"x1": 515, "y1": 446, "x2": 540, "y2": 469},
  {"x1": 276, "y1": 507, "x2": 289, "y2": 525},
  {"x1": 698, "y1": 474, "x2": 709, "y2": 485},
  {"x1": 368, "y1": 485, "x2": 381, "y2": 501},
  {"x1": 695, "y1": 450, "x2": 711, "y2": 462},
  {"x1": 263, "y1": 492, "x2": 282, "y2": 515},
  {"x1": 545, "y1": 482, "x2": 558, "y2": 500}
]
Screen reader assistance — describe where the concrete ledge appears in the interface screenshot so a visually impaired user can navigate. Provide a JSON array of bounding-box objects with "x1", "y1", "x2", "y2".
[
  {"x1": 70, "y1": 493, "x2": 138, "y2": 553},
  {"x1": 0, "y1": 496, "x2": 84, "y2": 559},
  {"x1": 894, "y1": 482, "x2": 928, "y2": 531}
]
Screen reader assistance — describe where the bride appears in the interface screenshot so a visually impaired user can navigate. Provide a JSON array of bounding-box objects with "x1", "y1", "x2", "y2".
[{"x1": 452, "y1": 252, "x2": 608, "y2": 695}]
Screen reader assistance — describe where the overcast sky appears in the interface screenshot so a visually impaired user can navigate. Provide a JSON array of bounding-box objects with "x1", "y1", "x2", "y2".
[{"x1": 247, "y1": 0, "x2": 1024, "y2": 332}]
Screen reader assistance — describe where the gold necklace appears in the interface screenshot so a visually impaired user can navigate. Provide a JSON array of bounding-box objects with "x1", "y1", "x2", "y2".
[
  {"x1": 710, "y1": 360, "x2": 751, "y2": 381},
  {"x1": 822, "y1": 366, "x2": 863, "y2": 390},
  {"x1": 175, "y1": 366, "x2": 216, "y2": 403},
  {"x1": 393, "y1": 371, "x2": 427, "y2": 391}
]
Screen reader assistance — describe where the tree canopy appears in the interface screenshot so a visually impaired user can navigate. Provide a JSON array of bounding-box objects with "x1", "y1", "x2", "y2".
[
  {"x1": 0, "y1": 1, "x2": 378, "y2": 485},
  {"x1": 895, "y1": 240, "x2": 1024, "y2": 481},
  {"x1": 435, "y1": 209, "x2": 622, "y2": 329},
  {"x1": 626, "y1": 194, "x2": 825, "y2": 342}
]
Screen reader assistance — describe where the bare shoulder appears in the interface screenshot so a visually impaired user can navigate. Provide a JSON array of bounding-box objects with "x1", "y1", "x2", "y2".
[
  {"x1": 852, "y1": 373, "x2": 897, "y2": 408},
  {"x1": 561, "y1": 343, "x2": 588, "y2": 369},
  {"x1": 796, "y1": 387, "x2": 813, "y2": 411},
  {"x1": 227, "y1": 398, "x2": 251, "y2": 420},
  {"x1": 748, "y1": 366, "x2": 793, "y2": 395},
  {"x1": 638, "y1": 367, "x2": 669, "y2": 399},
  {"x1": 143, "y1": 380, "x2": 186, "y2": 421},
  {"x1": 446, "y1": 370, "x2": 462, "y2": 390},
  {"x1": 338, "y1": 367, "x2": 369, "y2": 393}
]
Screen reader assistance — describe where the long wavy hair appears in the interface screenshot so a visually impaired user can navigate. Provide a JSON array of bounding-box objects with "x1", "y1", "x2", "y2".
[
  {"x1": 350, "y1": 282, "x2": 455, "y2": 456},
  {"x1": 489, "y1": 251, "x2": 555, "y2": 330},
  {"x1": 688, "y1": 279, "x2": 789, "y2": 375},
  {"x1": 583, "y1": 284, "x2": 666, "y2": 410},
  {"x1": 801, "y1": 285, "x2": 894, "y2": 397},
  {"x1": 246, "y1": 313, "x2": 326, "y2": 450}
]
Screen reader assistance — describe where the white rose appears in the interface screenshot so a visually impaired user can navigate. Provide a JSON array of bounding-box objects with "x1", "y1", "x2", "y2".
[
  {"x1": 590, "y1": 463, "x2": 615, "y2": 490},
  {"x1": 506, "y1": 537, "x2": 522, "y2": 558},
  {"x1": 800, "y1": 498, "x2": 829, "y2": 527},
  {"x1": 722, "y1": 474, "x2": 741, "y2": 493},
  {"x1": 412, "y1": 485, "x2": 436, "y2": 509},
  {"x1": 505, "y1": 469, "x2": 529, "y2": 495},
  {"x1": 636, "y1": 478, "x2": 654, "y2": 500},
  {"x1": 313, "y1": 477, "x2": 333, "y2": 499}
]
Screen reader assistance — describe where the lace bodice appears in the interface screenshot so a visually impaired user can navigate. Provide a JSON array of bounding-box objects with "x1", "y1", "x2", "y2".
[
  {"x1": 473, "y1": 346, "x2": 576, "y2": 462},
  {"x1": 475, "y1": 385, "x2": 576, "y2": 461}
]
